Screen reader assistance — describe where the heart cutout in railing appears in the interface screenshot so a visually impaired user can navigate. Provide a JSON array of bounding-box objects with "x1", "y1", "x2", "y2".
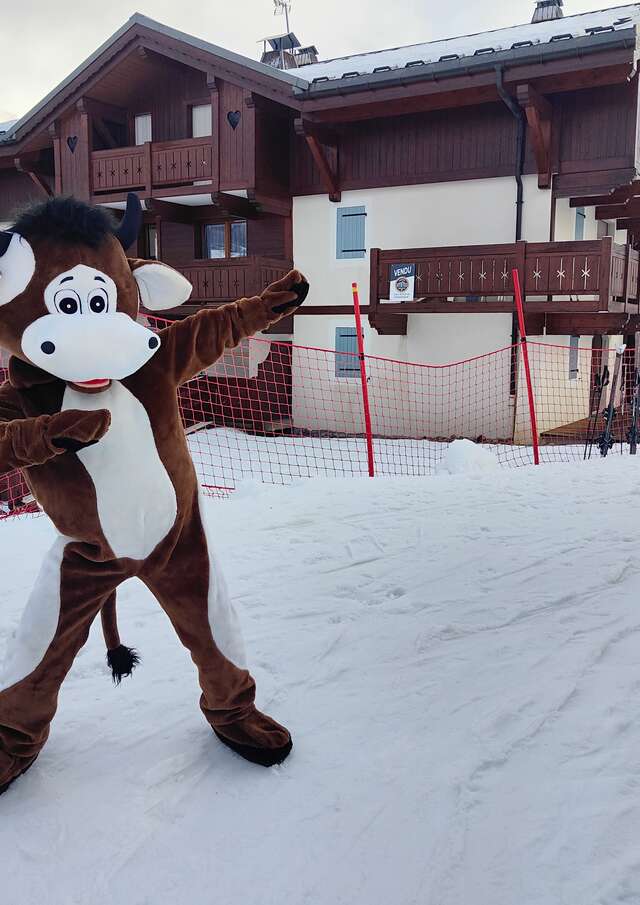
[
  {"x1": 66, "y1": 136, "x2": 79, "y2": 153},
  {"x1": 227, "y1": 110, "x2": 241, "y2": 130}
]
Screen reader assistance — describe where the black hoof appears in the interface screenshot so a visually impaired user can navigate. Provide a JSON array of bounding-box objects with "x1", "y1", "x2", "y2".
[
  {"x1": 0, "y1": 756, "x2": 38, "y2": 797},
  {"x1": 214, "y1": 729, "x2": 293, "y2": 767}
]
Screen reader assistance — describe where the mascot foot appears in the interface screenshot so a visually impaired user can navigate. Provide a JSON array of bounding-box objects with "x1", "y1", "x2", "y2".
[
  {"x1": 213, "y1": 708, "x2": 293, "y2": 767},
  {"x1": 0, "y1": 756, "x2": 38, "y2": 797}
]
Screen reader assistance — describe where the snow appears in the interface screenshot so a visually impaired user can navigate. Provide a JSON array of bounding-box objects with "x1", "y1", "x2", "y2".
[
  {"x1": 0, "y1": 119, "x2": 17, "y2": 136},
  {"x1": 297, "y1": 4, "x2": 640, "y2": 82},
  {"x1": 435, "y1": 438, "x2": 500, "y2": 475},
  {"x1": 3, "y1": 458, "x2": 640, "y2": 903}
]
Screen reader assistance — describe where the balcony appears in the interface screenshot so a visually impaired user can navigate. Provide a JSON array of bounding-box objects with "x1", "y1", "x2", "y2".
[
  {"x1": 168, "y1": 257, "x2": 292, "y2": 311},
  {"x1": 369, "y1": 238, "x2": 640, "y2": 335},
  {"x1": 91, "y1": 137, "x2": 214, "y2": 199}
]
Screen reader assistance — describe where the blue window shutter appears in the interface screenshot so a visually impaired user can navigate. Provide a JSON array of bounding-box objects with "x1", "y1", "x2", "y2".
[
  {"x1": 335, "y1": 327, "x2": 360, "y2": 377},
  {"x1": 575, "y1": 207, "x2": 586, "y2": 240},
  {"x1": 569, "y1": 335, "x2": 580, "y2": 380},
  {"x1": 336, "y1": 206, "x2": 366, "y2": 259}
]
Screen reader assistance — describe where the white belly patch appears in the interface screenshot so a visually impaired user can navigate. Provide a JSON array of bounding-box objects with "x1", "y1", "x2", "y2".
[{"x1": 62, "y1": 382, "x2": 177, "y2": 560}]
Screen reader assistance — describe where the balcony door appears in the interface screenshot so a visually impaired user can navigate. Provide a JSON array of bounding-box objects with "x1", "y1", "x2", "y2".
[
  {"x1": 134, "y1": 113, "x2": 152, "y2": 146},
  {"x1": 191, "y1": 104, "x2": 212, "y2": 138}
]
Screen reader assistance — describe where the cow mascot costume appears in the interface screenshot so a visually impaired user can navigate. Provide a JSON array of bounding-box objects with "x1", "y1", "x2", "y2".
[{"x1": 0, "y1": 193, "x2": 308, "y2": 795}]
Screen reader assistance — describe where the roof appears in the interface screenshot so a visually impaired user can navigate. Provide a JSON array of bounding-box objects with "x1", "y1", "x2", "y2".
[
  {"x1": 1, "y1": 4, "x2": 638, "y2": 147},
  {"x1": 0, "y1": 12, "x2": 308, "y2": 145},
  {"x1": 295, "y1": 2, "x2": 640, "y2": 84}
]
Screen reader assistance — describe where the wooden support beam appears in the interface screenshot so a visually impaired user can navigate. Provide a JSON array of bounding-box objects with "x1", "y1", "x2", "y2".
[
  {"x1": 597, "y1": 197, "x2": 640, "y2": 221},
  {"x1": 14, "y1": 156, "x2": 53, "y2": 197},
  {"x1": 145, "y1": 198, "x2": 196, "y2": 224},
  {"x1": 294, "y1": 117, "x2": 340, "y2": 202},
  {"x1": 246, "y1": 190, "x2": 291, "y2": 217},
  {"x1": 573, "y1": 179, "x2": 640, "y2": 209},
  {"x1": 212, "y1": 191, "x2": 258, "y2": 219},
  {"x1": 516, "y1": 84, "x2": 553, "y2": 189}
]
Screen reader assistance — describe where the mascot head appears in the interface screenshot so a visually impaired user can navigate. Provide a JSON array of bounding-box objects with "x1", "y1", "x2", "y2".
[{"x1": 0, "y1": 193, "x2": 192, "y2": 388}]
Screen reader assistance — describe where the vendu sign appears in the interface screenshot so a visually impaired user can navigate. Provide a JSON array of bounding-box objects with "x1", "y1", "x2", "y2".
[{"x1": 387, "y1": 263, "x2": 415, "y2": 302}]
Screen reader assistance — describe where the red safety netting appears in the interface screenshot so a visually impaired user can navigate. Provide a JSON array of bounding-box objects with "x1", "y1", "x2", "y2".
[{"x1": 0, "y1": 328, "x2": 636, "y2": 519}]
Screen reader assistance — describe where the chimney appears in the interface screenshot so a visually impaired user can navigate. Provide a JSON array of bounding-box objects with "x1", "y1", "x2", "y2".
[
  {"x1": 532, "y1": 0, "x2": 563, "y2": 23},
  {"x1": 260, "y1": 32, "x2": 319, "y2": 70}
]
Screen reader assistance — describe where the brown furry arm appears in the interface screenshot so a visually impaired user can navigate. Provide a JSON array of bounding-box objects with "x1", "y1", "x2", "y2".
[
  {"x1": 157, "y1": 269, "x2": 308, "y2": 386},
  {"x1": 0, "y1": 382, "x2": 110, "y2": 471}
]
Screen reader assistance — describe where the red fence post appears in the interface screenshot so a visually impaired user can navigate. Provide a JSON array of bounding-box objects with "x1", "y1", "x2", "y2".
[
  {"x1": 352, "y1": 282, "x2": 375, "y2": 477},
  {"x1": 512, "y1": 268, "x2": 540, "y2": 466}
]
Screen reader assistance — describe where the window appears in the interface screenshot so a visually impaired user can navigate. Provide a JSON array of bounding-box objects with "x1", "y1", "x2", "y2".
[
  {"x1": 335, "y1": 327, "x2": 361, "y2": 378},
  {"x1": 575, "y1": 207, "x2": 586, "y2": 241},
  {"x1": 134, "y1": 113, "x2": 152, "y2": 146},
  {"x1": 569, "y1": 335, "x2": 580, "y2": 380},
  {"x1": 597, "y1": 220, "x2": 616, "y2": 239},
  {"x1": 191, "y1": 104, "x2": 212, "y2": 138},
  {"x1": 203, "y1": 221, "x2": 248, "y2": 259},
  {"x1": 230, "y1": 220, "x2": 247, "y2": 257},
  {"x1": 141, "y1": 224, "x2": 158, "y2": 261},
  {"x1": 336, "y1": 206, "x2": 366, "y2": 259}
]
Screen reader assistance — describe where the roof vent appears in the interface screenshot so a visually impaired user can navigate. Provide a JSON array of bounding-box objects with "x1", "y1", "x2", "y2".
[{"x1": 531, "y1": 0, "x2": 563, "y2": 23}]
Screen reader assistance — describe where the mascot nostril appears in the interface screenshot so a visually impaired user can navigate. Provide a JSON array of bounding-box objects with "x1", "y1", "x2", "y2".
[{"x1": 0, "y1": 193, "x2": 309, "y2": 796}]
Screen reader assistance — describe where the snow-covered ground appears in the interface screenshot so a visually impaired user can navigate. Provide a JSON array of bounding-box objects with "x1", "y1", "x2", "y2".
[{"x1": 2, "y1": 456, "x2": 640, "y2": 904}]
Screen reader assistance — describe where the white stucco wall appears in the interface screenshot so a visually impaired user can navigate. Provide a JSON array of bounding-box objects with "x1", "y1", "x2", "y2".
[{"x1": 291, "y1": 176, "x2": 551, "y2": 438}]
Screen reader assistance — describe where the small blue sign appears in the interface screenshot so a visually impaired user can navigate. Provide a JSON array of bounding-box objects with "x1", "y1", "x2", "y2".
[{"x1": 390, "y1": 263, "x2": 415, "y2": 280}]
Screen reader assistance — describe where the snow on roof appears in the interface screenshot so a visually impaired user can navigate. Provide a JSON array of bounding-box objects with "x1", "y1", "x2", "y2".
[
  {"x1": 296, "y1": 3, "x2": 640, "y2": 83},
  {"x1": 0, "y1": 119, "x2": 17, "y2": 139}
]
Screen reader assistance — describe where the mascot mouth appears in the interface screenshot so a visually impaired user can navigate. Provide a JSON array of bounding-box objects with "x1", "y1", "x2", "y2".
[{"x1": 73, "y1": 378, "x2": 111, "y2": 389}]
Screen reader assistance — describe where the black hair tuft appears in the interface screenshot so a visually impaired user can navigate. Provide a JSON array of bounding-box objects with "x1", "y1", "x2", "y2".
[{"x1": 12, "y1": 196, "x2": 117, "y2": 249}]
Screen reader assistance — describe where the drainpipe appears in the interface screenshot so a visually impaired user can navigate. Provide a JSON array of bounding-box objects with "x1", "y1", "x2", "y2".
[
  {"x1": 495, "y1": 65, "x2": 526, "y2": 241},
  {"x1": 496, "y1": 65, "x2": 527, "y2": 392}
]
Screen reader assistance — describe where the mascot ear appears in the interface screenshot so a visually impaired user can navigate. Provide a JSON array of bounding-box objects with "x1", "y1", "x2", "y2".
[
  {"x1": 0, "y1": 232, "x2": 35, "y2": 307},
  {"x1": 130, "y1": 260, "x2": 192, "y2": 311}
]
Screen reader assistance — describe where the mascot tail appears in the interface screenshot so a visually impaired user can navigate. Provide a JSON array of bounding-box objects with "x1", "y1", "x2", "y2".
[{"x1": 100, "y1": 592, "x2": 141, "y2": 685}]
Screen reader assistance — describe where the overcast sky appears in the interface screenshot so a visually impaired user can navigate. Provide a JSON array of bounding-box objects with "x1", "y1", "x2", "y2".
[{"x1": 0, "y1": 0, "x2": 630, "y2": 122}]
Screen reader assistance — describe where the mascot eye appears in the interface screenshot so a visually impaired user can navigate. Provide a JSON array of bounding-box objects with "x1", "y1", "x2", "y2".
[
  {"x1": 54, "y1": 289, "x2": 81, "y2": 315},
  {"x1": 88, "y1": 289, "x2": 108, "y2": 314}
]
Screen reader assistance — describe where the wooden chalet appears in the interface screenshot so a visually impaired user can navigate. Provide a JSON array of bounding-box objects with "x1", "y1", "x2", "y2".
[{"x1": 2, "y1": 3, "x2": 640, "y2": 342}]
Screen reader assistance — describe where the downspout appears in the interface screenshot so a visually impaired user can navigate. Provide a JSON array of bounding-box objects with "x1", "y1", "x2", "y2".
[
  {"x1": 496, "y1": 65, "x2": 527, "y2": 394},
  {"x1": 495, "y1": 65, "x2": 525, "y2": 241}
]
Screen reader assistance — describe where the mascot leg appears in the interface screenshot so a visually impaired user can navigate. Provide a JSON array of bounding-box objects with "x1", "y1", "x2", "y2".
[
  {"x1": 141, "y1": 500, "x2": 292, "y2": 767},
  {"x1": 0, "y1": 538, "x2": 125, "y2": 794}
]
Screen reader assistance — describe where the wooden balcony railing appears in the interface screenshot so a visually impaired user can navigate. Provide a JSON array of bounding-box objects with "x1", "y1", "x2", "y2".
[
  {"x1": 175, "y1": 257, "x2": 292, "y2": 305},
  {"x1": 91, "y1": 137, "x2": 213, "y2": 195},
  {"x1": 369, "y1": 238, "x2": 640, "y2": 334}
]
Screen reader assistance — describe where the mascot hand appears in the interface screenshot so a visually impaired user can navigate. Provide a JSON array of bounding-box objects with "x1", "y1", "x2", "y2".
[
  {"x1": 265, "y1": 269, "x2": 310, "y2": 314},
  {"x1": 48, "y1": 409, "x2": 112, "y2": 454}
]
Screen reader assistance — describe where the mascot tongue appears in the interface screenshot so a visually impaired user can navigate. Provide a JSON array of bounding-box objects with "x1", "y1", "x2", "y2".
[{"x1": 74, "y1": 378, "x2": 110, "y2": 388}]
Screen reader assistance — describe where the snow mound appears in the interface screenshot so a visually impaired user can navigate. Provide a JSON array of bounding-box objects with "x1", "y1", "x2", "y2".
[
  {"x1": 2, "y1": 460, "x2": 640, "y2": 904},
  {"x1": 436, "y1": 438, "x2": 500, "y2": 475}
]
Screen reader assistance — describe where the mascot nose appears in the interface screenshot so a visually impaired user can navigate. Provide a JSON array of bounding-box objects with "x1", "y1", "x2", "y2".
[{"x1": 41, "y1": 341, "x2": 55, "y2": 355}]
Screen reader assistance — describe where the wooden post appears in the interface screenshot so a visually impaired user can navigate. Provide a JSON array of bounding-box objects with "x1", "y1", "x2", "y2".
[
  {"x1": 208, "y1": 75, "x2": 220, "y2": 193},
  {"x1": 598, "y1": 235, "x2": 613, "y2": 311},
  {"x1": 368, "y1": 247, "x2": 380, "y2": 330},
  {"x1": 143, "y1": 141, "x2": 153, "y2": 196}
]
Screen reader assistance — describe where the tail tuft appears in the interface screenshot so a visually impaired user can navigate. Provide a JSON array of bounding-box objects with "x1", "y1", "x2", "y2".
[{"x1": 106, "y1": 645, "x2": 141, "y2": 685}]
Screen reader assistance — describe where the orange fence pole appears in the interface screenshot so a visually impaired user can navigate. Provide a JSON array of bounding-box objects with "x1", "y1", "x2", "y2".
[
  {"x1": 512, "y1": 268, "x2": 540, "y2": 465},
  {"x1": 352, "y1": 282, "x2": 375, "y2": 477}
]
